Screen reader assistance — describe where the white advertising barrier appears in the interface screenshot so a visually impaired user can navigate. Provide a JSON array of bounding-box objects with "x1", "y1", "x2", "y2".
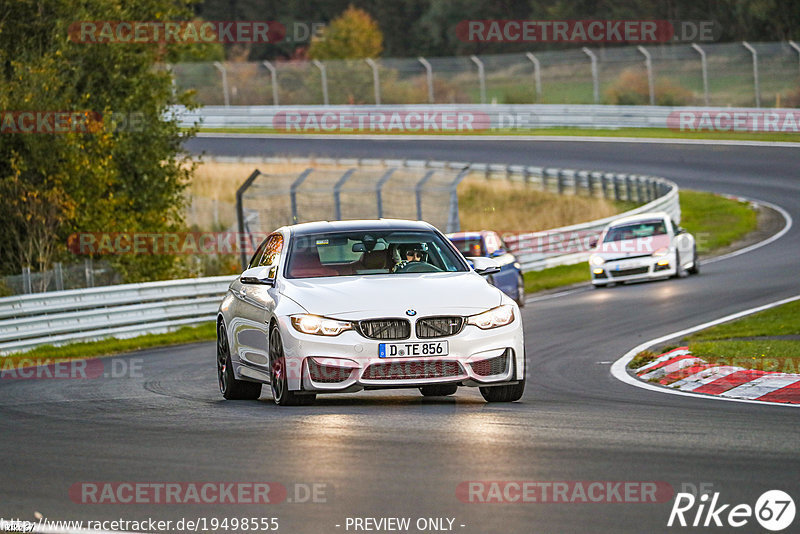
[{"x1": 173, "y1": 104, "x2": 800, "y2": 133}]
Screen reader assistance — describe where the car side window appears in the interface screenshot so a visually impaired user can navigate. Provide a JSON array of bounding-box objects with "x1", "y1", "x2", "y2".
[
  {"x1": 248, "y1": 239, "x2": 269, "y2": 269},
  {"x1": 258, "y1": 234, "x2": 284, "y2": 267}
]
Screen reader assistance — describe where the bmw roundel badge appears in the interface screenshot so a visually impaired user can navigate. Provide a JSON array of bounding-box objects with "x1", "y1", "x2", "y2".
[{"x1": 406, "y1": 309, "x2": 417, "y2": 316}]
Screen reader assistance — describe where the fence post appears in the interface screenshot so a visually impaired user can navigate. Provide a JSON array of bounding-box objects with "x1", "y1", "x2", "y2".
[
  {"x1": 470, "y1": 55, "x2": 487, "y2": 104},
  {"x1": 446, "y1": 168, "x2": 471, "y2": 233},
  {"x1": 375, "y1": 168, "x2": 397, "y2": 218},
  {"x1": 415, "y1": 170, "x2": 436, "y2": 220},
  {"x1": 691, "y1": 44, "x2": 710, "y2": 106},
  {"x1": 312, "y1": 60, "x2": 329, "y2": 106},
  {"x1": 213, "y1": 61, "x2": 230, "y2": 107},
  {"x1": 637, "y1": 46, "x2": 655, "y2": 106},
  {"x1": 290, "y1": 168, "x2": 314, "y2": 224},
  {"x1": 789, "y1": 41, "x2": 800, "y2": 80},
  {"x1": 365, "y1": 58, "x2": 381, "y2": 105},
  {"x1": 236, "y1": 169, "x2": 262, "y2": 269},
  {"x1": 742, "y1": 42, "x2": 760, "y2": 108},
  {"x1": 557, "y1": 170, "x2": 566, "y2": 194},
  {"x1": 418, "y1": 57, "x2": 434, "y2": 103},
  {"x1": 333, "y1": 169, "x2": 357, "y2": 220},
  {"x1": 581, "y1": 47, "x2": 599, "y2": 104},
  {"x1": 84, "y1": 258, "x2": 95, "y2": 288},
  {"x1": 54, "y1": 262, "x2": 64, "y2": 291},
  {"x1": 262, "y1": 61, "x2": 279, "y2": 105},
  {"x1": 525, "y1": 52, "x2": 542, "y2": 103}
]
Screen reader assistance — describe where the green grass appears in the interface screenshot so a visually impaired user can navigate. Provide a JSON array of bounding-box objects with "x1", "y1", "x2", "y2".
[
  {"x1": 194, "y1": 126, "x2": 800, "y2": 143},
  {"x1": 3, "y1": 322, "x2": 216, "y2": 364},
  {"x1": 682, "y1": 299, "x2": 800, "y2": 373},
  {"x1": 679, "y1": 191, "x2": 758, "y2": 254},
  {"x1": 523, "y1": 262, "x2": 589, "y2": 293},
  {"x1": 522, "y1": 190, "x2": 758, "y2": 293}
]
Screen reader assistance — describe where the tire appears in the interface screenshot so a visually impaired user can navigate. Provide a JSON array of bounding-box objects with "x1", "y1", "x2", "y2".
[
  {"x1": 479, "y1": 380, "x2": 525, "y2": 402},
  {"x1": 688, "y1": 246, "x2": 700, "y2": 275},
  {"x1": 269, "y1": 327, "x2": 315, "y2": 406},
  {"x1": 515, "y1": 274, "x2": 525, "y2": 307},
  {"x1": 592, "y1": 282, "x2": 607, "y2": 289},
  {"x1": 217, "y1": 323, "x2": 262, "y2": 400},
  {"x1": 419, "y1": 384, "x2": 458, "y2": 397}
]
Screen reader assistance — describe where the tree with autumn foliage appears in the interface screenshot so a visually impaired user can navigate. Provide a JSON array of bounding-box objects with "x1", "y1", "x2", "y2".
[{"x1": 308, "y1": 5, "x2": 383, "y2": 60}]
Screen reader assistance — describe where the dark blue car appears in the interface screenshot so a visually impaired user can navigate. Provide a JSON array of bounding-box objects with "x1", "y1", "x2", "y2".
[{"x1": 447, "y1": 230, "x2": 525, "y2": 307}]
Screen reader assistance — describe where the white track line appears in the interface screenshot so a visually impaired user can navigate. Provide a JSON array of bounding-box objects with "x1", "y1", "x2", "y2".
[
  {"x1": 610, "y1": 294, "x2": 800, "y2": 407},
  {"x1": 196, "y1": 132, "x2": 800, "y2": 148}
]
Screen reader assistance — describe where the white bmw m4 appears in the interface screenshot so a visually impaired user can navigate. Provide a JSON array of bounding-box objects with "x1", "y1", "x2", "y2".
[{"x1": 216, "y1": 219, "x2": 525, "y2": 406}]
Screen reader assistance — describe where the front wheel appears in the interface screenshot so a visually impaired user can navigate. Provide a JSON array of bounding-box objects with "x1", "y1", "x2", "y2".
[
  {"x1": 479, "y1": 380, "x2": 525, "y2": 402},
  {"x1": 419, "y1": 384, "x2": 458, "y2": 397},
  {"x1": 269, "y1": 327, "x2": 315, "y2": 406},
  {"x1": 687, "y1": 246, "x2": 700, "y2": 275}
]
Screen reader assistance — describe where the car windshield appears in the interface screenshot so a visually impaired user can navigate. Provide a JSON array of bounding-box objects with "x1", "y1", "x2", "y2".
[
  {"x1": 603, "y1": 220, "x2": 667, "y2": 242},
  {"x1": 285, "y1": 230, "x2": 470, "y2": 279},
  {"x1": 449, "y1": 237, "x2": 484, "y2": 257}
]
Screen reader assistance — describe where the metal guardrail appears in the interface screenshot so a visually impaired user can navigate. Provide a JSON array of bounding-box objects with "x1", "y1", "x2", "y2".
[
  {"x1": 0, "y1": 276, "x2": 235, "y2": 354},
  {"x1": 0, "y1": 159, "x2": 677, "y2": 354},
  {"x1": 175, "y1": 103, "x2": 798, "y2": 131}
]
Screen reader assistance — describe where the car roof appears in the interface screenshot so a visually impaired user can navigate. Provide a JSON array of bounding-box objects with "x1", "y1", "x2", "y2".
[
  {"x1": 285, "y1": 219, "x2": 437, "y2": 236},
  {"x1": 606, "y1": 211, "x2": 670, "y2": 228}
]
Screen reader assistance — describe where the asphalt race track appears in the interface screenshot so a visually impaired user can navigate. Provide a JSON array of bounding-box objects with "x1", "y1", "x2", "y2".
[{"x1": 2, "y1": 137, "x2": 799, "y2": 534}]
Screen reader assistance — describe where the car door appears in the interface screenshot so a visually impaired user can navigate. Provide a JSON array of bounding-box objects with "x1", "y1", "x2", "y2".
[{"x1": 229, "y1": 233, "x2": 282, "y2": 373}]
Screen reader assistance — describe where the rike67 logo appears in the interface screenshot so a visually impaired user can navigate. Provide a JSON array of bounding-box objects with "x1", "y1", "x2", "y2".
[{"x1": 668, "y1": 490, "x2": 795, "y2": 531}]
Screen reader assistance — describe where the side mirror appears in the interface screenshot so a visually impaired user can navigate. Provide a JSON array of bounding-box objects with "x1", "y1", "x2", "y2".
[
  {"x1": 468, "y1": 256, "x2": 502, "y2": 276},
  {"x1": 675, "y1": 226, "x2": 686, "y2": 235},
  {"x1": 588, "y1": 238, "x2": 599, "y2": 249},
  {"x1": 240, "y1": 265, "x2": 276, "y2": 286}
]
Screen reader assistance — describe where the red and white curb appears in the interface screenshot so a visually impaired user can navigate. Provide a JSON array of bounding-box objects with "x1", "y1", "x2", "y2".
[
  {"x1": 611, "y1": 294, "x2": 800, "y2": 408},
  {"x1": 634, "y1": 347, "x2": 800, "y2": 405}
]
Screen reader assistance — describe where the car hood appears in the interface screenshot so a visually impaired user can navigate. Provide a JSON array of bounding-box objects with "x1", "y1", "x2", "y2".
[
  {"x1": 280, "y1": 272, "x2": 503, "y2": 319},
  {"x1": 594, "y1": 234, "x2": 671, "y2": 259}
]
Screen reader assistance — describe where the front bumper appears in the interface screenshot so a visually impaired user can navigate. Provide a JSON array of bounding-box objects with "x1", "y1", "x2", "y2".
[
  {"x1": 277, "y1": 314, "x2": 525, "y2": 393},
  {"x1": 591, "y1": 253, "x2": 675, "y2": 285}
]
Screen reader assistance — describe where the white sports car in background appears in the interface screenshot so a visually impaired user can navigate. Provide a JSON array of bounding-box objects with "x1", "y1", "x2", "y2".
[
  {"x1": 589, "y1": 212, "x2": 699, "y2": 287},
  {"x1": 216, "y1": 219, "x2": 525, "y2": 406}
]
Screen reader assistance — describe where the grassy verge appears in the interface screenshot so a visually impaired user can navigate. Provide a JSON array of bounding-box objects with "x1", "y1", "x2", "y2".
[
  {"x1": 685, "y1": 299, "x2": 800, "y2": 373},
  {"x1": 195, "y1": 126, "x2": 800, "y2": 143},
  {"x1": 523, "y1": 190, "x2": 759, "y2": 294},
  {"x1": 2, "y1": 322, "x2": 216, "y2": 364}
]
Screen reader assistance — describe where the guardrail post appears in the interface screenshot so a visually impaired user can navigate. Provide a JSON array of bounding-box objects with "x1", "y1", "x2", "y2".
[
  {"x1": 470, "y1": 55, "x2": 487, "y2": 104},
  {"x1": 691, "y1": 44, "x2": 710, "y2": 106},
  {"x1": 236, "y1": 169, "x2": 262, "y2": 269},
  {"x1": 333, "y1": 169, "x2": 357, "y2": 220},
  {"x1": 446, "y1": 168, "x2": 471, "y2": 233},
  {"x1": 612, "y1": 175, "x2": 622, "y2": 201},
  {"x1": 375, "y1": 168, "x2": 397, "y2": 218},
  {"x1": 312, "y1": 59, "x2": 329, "y2": 106},
  {"x1": 625, "y1": 175, "x2": 633, "y2": 201},
  {"x1": 557, "y1": 170, "x2": 566, "y2": 194},
  {"x1": 790, "y1": 41, "x2": 800, "y2": 79},
  {"x1": 365, "y1": 58, "x2": 381, "y2": 105},
  {"x1": 742, "y1": 42, "x2": 760, "y2": 108},
  {"x1": 581, "y1": 47, "x2": 600, "y2": 104},
  {"x1": 637, "y1": 46, "x2": 655, "y2": 106},
  {"x1": 262, "y1": 61, "x2": 279, "y2": 105},
  {"x1": 418, "y1": 57, "x2": 434, "y2": 103},
  {"x1": 290, "y1": 168, "x2": 314, "y2": 224},
  {"x1": 213, "y1": 61, "x2": 230, "y2": 107},
  {"x1": 525, "y1": 52, "x2": 543, "y2": 103},
  {"x1": 415, "y1": 170, "x2": 436, "y2": 220}
]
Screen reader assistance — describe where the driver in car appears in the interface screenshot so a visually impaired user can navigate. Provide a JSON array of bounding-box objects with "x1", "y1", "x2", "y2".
[{"x1": 392, "y1": 245, "x2": 426, "y2": 273}]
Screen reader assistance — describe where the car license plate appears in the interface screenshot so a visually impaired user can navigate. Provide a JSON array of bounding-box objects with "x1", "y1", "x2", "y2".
[{"x1": 379, "y1": 341, "x2": 448, "y2": 358}]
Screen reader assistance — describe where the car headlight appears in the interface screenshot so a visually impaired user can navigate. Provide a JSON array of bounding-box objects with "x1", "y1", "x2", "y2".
[
  {"x1": 652, "y1": 247, "x2": 669, "y2": 257},
  {"x1": 589, "y1": 254, "x2": 605, "y2": 266},
  {"x1": 291, "y1": 314, "x2": 352, "y2": 336},
  {"x1": 467, "y1": 304, "x2": 515, "y2": 330}
]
